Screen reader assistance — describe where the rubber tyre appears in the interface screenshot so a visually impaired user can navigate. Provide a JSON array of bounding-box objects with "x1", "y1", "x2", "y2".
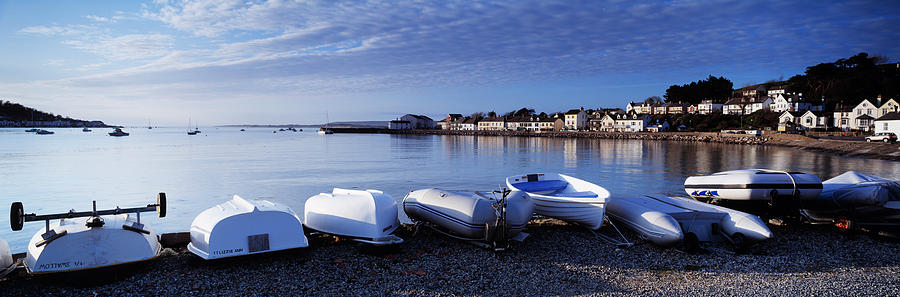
[
  {"x1": 866, "y1": 139, "x2": 872, "y2": 142},
  {"x1": 10, "y1": 202, "x2": 24, "y2": 231},
  {"x1": 157, "y1": 192, "x2": 167, "y2": 218},
  {"x1": 884, "y1": 138, "x2": 890, "y2": 143}
]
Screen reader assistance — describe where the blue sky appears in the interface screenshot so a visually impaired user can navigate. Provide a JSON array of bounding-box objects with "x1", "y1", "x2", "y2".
[{"x1": 1, "y1": 0, "x2": 899, "y2": 125}]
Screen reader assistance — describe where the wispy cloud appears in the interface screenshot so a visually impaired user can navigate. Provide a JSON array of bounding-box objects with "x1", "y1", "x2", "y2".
[{"x1": 5, "y1": 0, "x2": 900, "y2": 124}]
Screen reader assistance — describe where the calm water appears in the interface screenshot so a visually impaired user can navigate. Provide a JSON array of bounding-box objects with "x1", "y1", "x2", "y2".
[{"x1": 1, "y1": 127, "x2": 896, "y2": 252}]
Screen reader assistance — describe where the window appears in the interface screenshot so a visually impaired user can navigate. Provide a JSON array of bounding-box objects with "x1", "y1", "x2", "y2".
[{"x1": 885, "y1": 123, "x2": 889, "y2": 130}]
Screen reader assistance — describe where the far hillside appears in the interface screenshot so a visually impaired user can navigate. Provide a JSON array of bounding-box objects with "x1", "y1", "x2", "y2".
[{"x1": 0, "y1": 100, "x2": 109, "y2": 127}]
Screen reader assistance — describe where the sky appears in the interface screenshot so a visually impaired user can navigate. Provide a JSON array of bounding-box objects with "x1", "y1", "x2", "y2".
[{"x1": 1, "y1": 0, "x2": 899, "y2": 126}]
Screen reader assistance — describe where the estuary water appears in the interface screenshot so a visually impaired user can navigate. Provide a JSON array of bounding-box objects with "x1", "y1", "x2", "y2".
[{"x1": 1, "y1": 127, "x2": 898, "y2": 252}]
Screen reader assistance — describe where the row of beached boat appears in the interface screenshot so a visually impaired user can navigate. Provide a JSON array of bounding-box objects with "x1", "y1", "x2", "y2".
[{"x1": 1, "y1": 170, "x2": 898, "y2": 277}]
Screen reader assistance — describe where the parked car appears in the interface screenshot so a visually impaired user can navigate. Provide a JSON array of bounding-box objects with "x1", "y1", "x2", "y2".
[{"x1": 865, "y1": 132, "x2": 897, "y2": 143}]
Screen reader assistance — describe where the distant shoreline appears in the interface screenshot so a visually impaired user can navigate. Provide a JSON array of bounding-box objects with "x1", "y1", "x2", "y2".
[{"x1": 370, "y1": 129, "x2": 898, "y2": 162}]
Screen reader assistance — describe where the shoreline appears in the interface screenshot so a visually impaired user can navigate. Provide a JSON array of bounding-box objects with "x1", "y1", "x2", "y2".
[
  {"x1": 1, "y1": 219, "x2": 897, "y2": 296},
  {"x1": 362, "y1": 129, "x2": 899, "y2": 162}
]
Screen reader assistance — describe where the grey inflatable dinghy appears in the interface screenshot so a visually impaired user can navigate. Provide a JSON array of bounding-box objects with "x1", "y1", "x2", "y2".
[{"x1": 403, "y1": 188, "x2": 534, "y2": 250}]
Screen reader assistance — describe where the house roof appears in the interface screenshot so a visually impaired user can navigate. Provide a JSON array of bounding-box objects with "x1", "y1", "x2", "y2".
[
  {"x1": 564, "y1": 109, "x2": 583, "y2": 115},
  {"x1": 803, "y1": 111, "x2": 825, "y2": 117},
  {"x1": 390, "y1": 120, "x2": 410, "y2": 123},
  {"x1": 480, "y1": 117, "x2": 505, "y2": 122},
  {"x1": 876, "y1": 112, "x2": 900, "y2": 121},
  {"x1": 856, "y1": 114, "x2": 875, "y2": 120},
  {"x1": 448, "y1": 113, "x2": 463, "y2": 117},
  {"x1": 781, "y1": 111, "x2": 803, "y2": 117},
  {"x1": 462, "y1": 117, "x2": 479, "y2": 124}
]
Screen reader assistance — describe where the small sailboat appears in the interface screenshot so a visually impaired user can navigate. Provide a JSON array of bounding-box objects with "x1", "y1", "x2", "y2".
[
  {"x1": 505, "y1": 173, "x2": 609, "y2": 230},
  {"x1": 24, "y1": 128, "x2": 38, "y2": 133},
  {"x1": 304, "y1": 188, "x2": 403, "y2": 245},
  {"x1": 684, "y1": 170, "x2": 822, "y2": 203},
  {"x1": 9, "y1": 194, "x2": 166, "y2": 274},
  {"x1": 108, "y1": 127, "x2": 129, "y2": 136},
  {"x1": 0, "y1": 239, "x2": 15, "y2": 278},
  {"x1": 147, "y1": 120, "x2": 152, "y2": 129},
  {"x1": 318, "y1": 111, "x2": 334, "y2": 134},
  {"x1": 187, "y1": 118, "x2": 200, "y2": 135},
  {"x1": 35, "y1": 129, "x2": 54, "y2": 135},
  {"x1": 82, "y1": 127, "x2": 92, "y2": 132},
  {"x1": 403, "y1": 188, "x2": 534, "y2": 250},
  {"x1": 188, "y1": 196, "x2": 309, "y2": 260},
  {"x1": 607, "y1": 195, "x2": 772, "y2": 250}
]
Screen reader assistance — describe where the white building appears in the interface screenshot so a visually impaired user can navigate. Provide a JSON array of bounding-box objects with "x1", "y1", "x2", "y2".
[
  {"x1": 851, "y1": 99, "x2": 878, "y2": 131},
  {"x1": 614, "y1": 113, "x2": 650, "y2": 132},
  {"x1": 697, "y1": 100, "x2": 723, "y2": 115},
  {"x1": 779, "y1": 111, "x2": 802, "y2": 124},
  {"x1": 878, "y1": 98, "x2": 900, "y2": 117},
  {"x1": 564, "y1": 109, "x2": 588, "y2": 130},
  {"x1": 744, "y1": 97, "x2": 773, "y2": 114},
  {"x1": 458, "y1": 118, "x2": 478, "y2": 130},
  {"x1": 798, "y1": 111, "x2": 828, "y2": 130},
  {"x1": 875, "y1": 112, "x2": 900, "y2": 136},
  {"x1": 770, "y1": 93, "x2": 812, "y2": 113}
]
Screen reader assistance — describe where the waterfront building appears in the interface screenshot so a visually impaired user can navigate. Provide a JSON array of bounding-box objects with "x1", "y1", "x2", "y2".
[
  {"x1": 687, "y1": 104, "x2": 698, "y2": 114},
  {"x1": 743, "y1": 97, "x2": 773, "y2": 114},
  {"x1": 771, "y1": 93, "x2": 811, "y2": 113},
  {"x1": 436, "y1": 119, "x2": 449, "y2": 130},
  {"x1": 398, "y1": 114, "x2": 435, "y2": 129},
  {"x1": 477, "y1": 117, "x2": 506, "y2": 131},
  {"x1": 666, "y1": 102, "x2": 687, "y2": 114},
  {"x1": 767, "y1": 85, "x2": 787, "y2": 97},
  {"x1": 878, "y1": 98, "x2": 900, "y2": 117},
  {"x1": 874, "y1": 112, "x2": 900, "y2": 136},
  {"x1": 779, "y1": 111, "x2": 803, "y2": 124},
  {"x1": 458, "y1": 117, "x2": 478, "y2": 130},
  {"x1": 625, "y1": 102, "x2": 639, "y2": 114},
  {"x1": 698, "y1": 100, "x2": 723, "y2": 114},
  {"x1": 388, "y1": 119, "x2": 412, "y2": 130},
  {"x1": 653, "y1": 103, "x2": 668, "y2": 115},
  {"x1": 564, "y1": 108, "x2": 588, "y2": 130},
  {"x1": 851, "y1": 99, "x2": 878, "y2": 131},
  {"x1": 832, "y1": 108, "x2": 853, "y2": 131},
  {"x1": 799, "y1": 111, "x2": 828, "y2": 130},
  {"x1": 613, "y1": 112, "x2": 650, "y2": 132},
  {"x1": 723, "y1": 98, "x2": 747, "y2": 115}
]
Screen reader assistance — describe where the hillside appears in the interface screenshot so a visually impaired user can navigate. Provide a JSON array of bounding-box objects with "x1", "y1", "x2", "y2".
[{"x1": 0, "y1": 100, "x2": 108, "y2": 127}]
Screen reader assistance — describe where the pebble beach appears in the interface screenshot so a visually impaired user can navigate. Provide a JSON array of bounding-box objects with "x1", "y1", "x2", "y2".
[{"x1": 1, "y1": 219, "x2": 898, "y2": 296}]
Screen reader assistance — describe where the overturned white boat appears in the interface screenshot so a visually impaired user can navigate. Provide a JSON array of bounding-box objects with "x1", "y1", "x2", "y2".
[
  {"x1": 188, "y1": 196, "x2": 309, "y2": 260},
  {"x1": 607, "y1": 195, "x2": 772, "y2": 250},
  {"x1": 403, "y1": 189, "x2": 534, "y2": 250},
  {"x1": 685, "y1": 170, "x2": 822, "y2": 203},
  {"x1": 9, "y1": 194, "x2": 166, "y2": 274},
  {"x1": 801, "y1": 171, "x2": 900, "y2": 228},
  {"x1": 304, "y1": 188, "x2": 403, "y2": 245},
  {"x1": 505, "y1": 173, "x2": 609, "y2": 230},
  {"x1": 0, "y1": 239, "x2": 15, "y2": 278}
]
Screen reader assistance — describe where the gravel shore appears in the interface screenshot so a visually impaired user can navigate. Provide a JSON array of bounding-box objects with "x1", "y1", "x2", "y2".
[{"x1": 1, "y1": 219, "x2": 898, "y2": 296}]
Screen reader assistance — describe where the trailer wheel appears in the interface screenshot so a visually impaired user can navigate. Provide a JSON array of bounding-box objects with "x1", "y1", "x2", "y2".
[
  {"x1": 10, "y1": 202, "x2": 24, "y2": 231},
  {"x1": 157, "y1": 193, "x2": 167, "y2": 218},
  {"x1": 683, "y1": 232, "x2": 699, "y2": 254}
]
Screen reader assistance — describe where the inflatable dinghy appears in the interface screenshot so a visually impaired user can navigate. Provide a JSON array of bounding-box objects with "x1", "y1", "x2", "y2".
[
  {"x1": 685, "y1": 170, "x2": 822, "y2": 202},
  {"x1": 9, "y1": 194, "x2": 166, "y2": 274},
  {"x1": 403, "y1": 188, "x2": 534, "y2": 250},
  {"x1": 304, "y1": 188, "x2": 403, "y2": 245},
  {"x1": 801, "y1": 171, "x2": 900, "y2": 227},
  {"x1": 506, "y1": 173, "x2": 609, "y2": 230},
  {"x1": 607, "y1": 195, "x2": 772, "y2": 250},
  {"x1": 188, "y1": 195, "x2": 309, "y2": 260},
  {"x1": 0, "y1": 239, "x2": 15, "y2": 278}
]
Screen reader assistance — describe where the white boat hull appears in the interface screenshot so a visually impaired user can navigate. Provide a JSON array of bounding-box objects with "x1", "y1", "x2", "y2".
[
  {"x1": 685, "y1": 169, "x2": 822, "y2": 201},
  {"x1": 25, "y1": 214, "x2": 160, "y2": 274},
  {"x1": 608, "y1": 195, "x2": 772, "y2": 247},
  {"x1": 506, "y1": 173, "x2": 610, "y2": 230},
  {"x1": 0, "y1": 239, "x2": 15, "y2": 278},
  {"x1": 403, "y1": 189, "x2": 534, "y2": 241},
  {"x1": 188, "y1": 196, "x2": 309, "y2": 260},
  {"x1": 304, "y1": 188, "x2": 403, "y2": 245}
]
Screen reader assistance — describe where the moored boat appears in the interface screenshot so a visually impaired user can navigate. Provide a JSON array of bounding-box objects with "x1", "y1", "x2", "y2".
[
  {"x1": 684, "y1": 170, "x2": 822, "y2": 202},
  {"x1": 188, "y1": 196, "x2": 309, "y2": 260},
  {"x1": 801, "y1": 171, "x2": 900, "y2": 229},
  {"x1": 9, "y1": 194, "x2": 167, "y2": 274},
  {"x1": 607, "y1": 195, "x2": 772, "y2": 250},
  {"x1": 82, "y1": 127, "x2": 92, "y2": 132},
  {"x1": 403, "y1": 188, "x2": 534, "y2": 250},
  {"x1": 108, "y1": 127, "x2": 129, "y2": 136},
  {"x1": 505, "y1": 173, "x2": 609, "y2": 230},
  {"x1": 0, "y1": 239, "x2": 15, "y2": 278},
  {"x1": 35, "y1": 129, "x2": 54, "y2": 135},
  {"x1": 304, "y1": 188, "x2": 403, "y2": 245}
]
